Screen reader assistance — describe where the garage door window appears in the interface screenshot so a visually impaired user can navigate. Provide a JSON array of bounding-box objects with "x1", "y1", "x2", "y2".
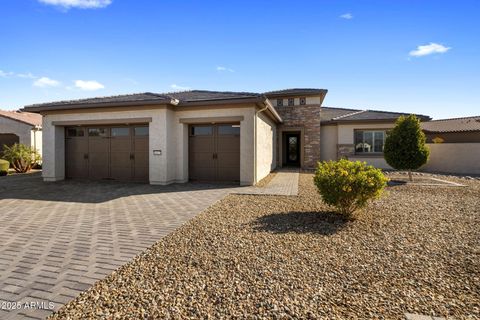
[
  {"x1": 67, "y1": 128, "x2": 84, "y2": 137},
  {"x1": 134, "y1": 127, "x2": 148, "y2": 136},
  {"x1": 218, "y1": 125, "x2": 240, "y2": 135},
  {"x1": 191, "y1": 126, "x2": 212, "y2": 136},
  {"x1": 111, "y1": 127, "x2": 129, "y2": 136},
  {"x1": 88, "y1": 128, "x2": 108, "y2": 137}
]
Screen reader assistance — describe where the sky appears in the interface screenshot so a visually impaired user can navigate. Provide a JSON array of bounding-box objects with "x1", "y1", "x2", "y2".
[{"x1": 1, "y1": 0, "x2": 479, "y2": 119}]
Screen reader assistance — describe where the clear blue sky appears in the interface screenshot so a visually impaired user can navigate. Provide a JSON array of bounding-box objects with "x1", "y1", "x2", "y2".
[{"x1": 1, "y1": 0, "x2": 479, "y2": 119}]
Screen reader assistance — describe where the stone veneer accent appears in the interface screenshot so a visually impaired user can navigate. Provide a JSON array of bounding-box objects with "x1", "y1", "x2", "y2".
[
  {"x1": 274, "y1": 104, "x2": 321, "y2": 168},
  {"x1": 337, "y1": 144, "x2": 355, "y2": 159}
]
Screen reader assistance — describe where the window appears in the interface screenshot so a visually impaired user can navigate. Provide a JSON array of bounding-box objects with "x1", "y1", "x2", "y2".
[
  {"x1": 276, "y1": 99, "x2": 283, "y2": 107},
  {"x1": 218, "y1": 125, "x2": 240, "y2": 135},
  {"x1": 67, "y1": 127, "x2": 84, "y2": 137},
  {"x1": 190, "y1": 126, "x2": 212, "y2": 136},
  {"x1": 299, "y1": 97, "x2": 306, "y2": 105},
  {"x1": 355, "y1": 130, "x2": 386, "y2": 153},
  {"x1": 288, "y1": 98, "x2": 294, "y2": 106},
  {"x1": 134, "y1": 127, "x2": 149, "y2": 136},
  {"x1": 111, "y1": 127, "x2": 130, "y2": 137},
  {"x1": 88, "y1": 128, "x2": 108, "y2": 137}
]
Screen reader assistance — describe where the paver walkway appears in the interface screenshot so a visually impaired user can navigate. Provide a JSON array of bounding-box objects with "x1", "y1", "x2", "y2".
[
  {"x1": 234, "y1": 169, "x2": 299, "y2": 196},
  {"x1": 0, "y1": 170, "x2": 299, "y2": 319},
  {"x1": 0, "y1": 173, "x2": 234, "y2": 320}
]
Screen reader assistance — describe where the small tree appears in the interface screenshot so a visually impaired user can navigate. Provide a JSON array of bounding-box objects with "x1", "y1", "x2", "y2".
[
  {"x1": 2, "y1": 143, "x2": 41, "y2": 173},
  {"x1": 314, "y1": 159, "x2": 388, "y2": 217},
  {"x1": 383, "y1": 115, "x2": 429, "y2": 181}
]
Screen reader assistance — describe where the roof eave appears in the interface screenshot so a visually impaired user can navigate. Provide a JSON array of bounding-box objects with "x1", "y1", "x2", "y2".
[
  {"x1": 22, "y1": 99, "x2": 176, "y2": 113},
  {"x1": 264, "y1": 89, "x2": 328, "y2": 99}
]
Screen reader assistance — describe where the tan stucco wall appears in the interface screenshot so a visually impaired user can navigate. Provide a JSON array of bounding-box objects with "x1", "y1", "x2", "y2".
[
  {"x1": 421, "y1": 143, "x2": 480, "y2": 175},
  {"x1": 31, "y1": 129, "x2": 43, "y2": 157},
  {"x1": 0, "y1": 116, "x2": 34, "y2": 147},
  {"x1": 256, "y1": 111, "x2": 277, "y2": 182},
  {"x1": 320, "y1": 125, "x2": 337, "y2": 162}
]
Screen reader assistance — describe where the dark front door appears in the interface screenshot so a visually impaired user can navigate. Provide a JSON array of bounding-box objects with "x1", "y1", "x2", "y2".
[
  {"x1": 284, "y1": 133, "x2": 300, "y2": 166},
  {"x1": 65, "y1": 125, "x2": 149, "y2": 182},
  {"x1": 189, "y1": 124, "x2": 240, "y2": 183}
]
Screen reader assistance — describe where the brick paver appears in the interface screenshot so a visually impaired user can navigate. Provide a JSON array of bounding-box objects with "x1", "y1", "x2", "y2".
[
  {"x1": 234, "y1": 169, "x2": 299, "y2": 196},
  {"x1": 0, "y1": 173, "x2": 233, "y2": 319}
]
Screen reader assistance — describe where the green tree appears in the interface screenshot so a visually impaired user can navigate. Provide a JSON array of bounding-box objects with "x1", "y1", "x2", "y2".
[
  {"x1": 2, "y1": 143, "x2": 41, "y2": 173},
  {"x1": 383, "y1": 115, "x2": 429, "y2": 181}
]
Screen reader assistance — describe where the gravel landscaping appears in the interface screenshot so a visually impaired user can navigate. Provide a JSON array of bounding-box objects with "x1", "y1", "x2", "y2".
[{"x1": 50, "y1": 173, "x2": 479, "y2": 319}]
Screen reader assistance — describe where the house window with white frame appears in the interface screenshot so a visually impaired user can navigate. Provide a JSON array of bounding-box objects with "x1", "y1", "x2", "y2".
[{"x1": 354, "y1": 130, "x2": 386, "y2": 153}]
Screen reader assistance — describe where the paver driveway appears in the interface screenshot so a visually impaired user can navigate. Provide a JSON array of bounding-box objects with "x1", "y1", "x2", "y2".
[{"x1": 0, "y1": 173, "x2": 233, "y2": 319}]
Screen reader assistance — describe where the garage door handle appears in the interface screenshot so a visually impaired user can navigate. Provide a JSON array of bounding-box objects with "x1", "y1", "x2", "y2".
[
  {"x1": 212, "y1": 153, "x2": 217, "y2": 159},
  {"x1": 84, "y1": 154, "x2": 89, "y2": 160},
  {"x1": 130, "y1": 153, "x2": 135, "y2": 160}
]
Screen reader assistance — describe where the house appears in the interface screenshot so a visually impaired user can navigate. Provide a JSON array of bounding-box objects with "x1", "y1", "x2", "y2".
[
  {"x1": 319, "y1": 107, "x2": 431, "y2": 168},
  {"x1": 421, "y1": 116, "x2": 480, "y2": 175},
  {"x1": 22, "y1": 88, "x2": 475, "y2": 185},
  {"x1": 0, "y1": 110, "x2": 42, "y2": 157}
]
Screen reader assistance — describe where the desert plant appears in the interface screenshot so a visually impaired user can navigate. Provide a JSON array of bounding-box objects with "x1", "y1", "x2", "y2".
[
  {"x1": 383, "y1": 115, "x2": 429, "y2": 181},
  {"x1": 314, "y1": 159, "x2": 388, "y2": 216},
  {"x1": 2, "y1": 144, "x2": 41, "y2": 173}
]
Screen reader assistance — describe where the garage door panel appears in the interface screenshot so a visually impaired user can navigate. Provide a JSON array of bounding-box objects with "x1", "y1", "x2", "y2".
[
  {"x1": 217, "y1": 137, "x2": 240, "y2": 152},
  {"x1": 190, "y1": 166, "x2": 216, "y2": 181},
  {"x1": 0, "y1": 134, "x2": 20, "y2": 156},
  {"x1": 217, "y1": 167, "x2": 240, "y2": 182},
  {"x1": 190, "y1": 138, "x2": 214, "y2": 153},
  {"x1": 217, "y1": 152, "x2": 240, "y2": 167}
]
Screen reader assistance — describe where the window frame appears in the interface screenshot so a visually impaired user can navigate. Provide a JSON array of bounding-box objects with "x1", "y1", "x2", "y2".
[
  {"x1": 276, "y1": 99, "x2": 283, "y2": 107},
  {"x1": 354, "y1": 129, "x2": 387, "y2": 155},
  {"x1": 288, "y1": 98, "x2": 294, "y2": 106}
]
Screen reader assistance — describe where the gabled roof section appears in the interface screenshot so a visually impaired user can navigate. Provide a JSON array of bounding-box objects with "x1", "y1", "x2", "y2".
[
  {"x1": 264, "y1": 88, "x2": 328, "y2": 98},
  {"x1": 321, "y1": 106, "x2": 431, "y2": 124},
  {"x1": 0, "y1": 110, "x2": 42, "y2": 127},
  {"x1": 421, "y1": 116, "x2": 480, "y2": 133}
]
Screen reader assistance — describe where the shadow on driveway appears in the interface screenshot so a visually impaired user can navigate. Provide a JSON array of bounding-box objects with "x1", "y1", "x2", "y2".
[
  {"x1": 252, "y1": 211, "x2": 350, "y2": 235},
  {"x1": 0, "y1": 172, "x2": 238, "y2": 204}
]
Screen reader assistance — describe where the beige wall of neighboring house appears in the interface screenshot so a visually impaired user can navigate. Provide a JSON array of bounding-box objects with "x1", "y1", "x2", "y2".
[
  {"x1": 422, "y1": 143, "x2": 480, "y2": 175},
  {"x1": 0, "y1": 116, "x2": 33, "y2": 147}
]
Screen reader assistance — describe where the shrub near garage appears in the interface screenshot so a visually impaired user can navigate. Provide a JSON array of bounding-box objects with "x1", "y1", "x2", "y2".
[
  {"x1": 0, "y1": 159, "x2": 9, "y2": 176},
  {"x1": 314, "y1": 159, "x2": 388, "y2": 216},
  {"x1": 2, "y1": 143, "x2": 41, "y2": 173}
]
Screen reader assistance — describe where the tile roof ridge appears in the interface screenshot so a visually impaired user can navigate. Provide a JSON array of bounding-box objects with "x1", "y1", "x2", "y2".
[{"x1": 332, "y1": 109, "x2": 366, "y2": 120}]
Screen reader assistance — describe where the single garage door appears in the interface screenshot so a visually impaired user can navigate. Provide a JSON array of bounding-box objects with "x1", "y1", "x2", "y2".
[
  {"x1": 189, "y1": 123, "x2": 240, "y2": 183},
  {"x1": 0, "y1": 133, "x2": 19, "y2": 156},
  {"x1": 65, "y1": 125, "x2": 148, "y2": 182}
]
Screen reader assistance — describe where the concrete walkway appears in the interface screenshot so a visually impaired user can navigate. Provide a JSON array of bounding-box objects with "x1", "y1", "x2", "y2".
[{"x1": 234, "y1": 170, "x2": 299, "y2": 196}]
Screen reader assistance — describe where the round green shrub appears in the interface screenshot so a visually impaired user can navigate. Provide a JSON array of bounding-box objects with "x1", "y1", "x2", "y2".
[
  {"x1": 0, "y1": 159, "x2": 9, "y2": 172},
  {"x1": 313, "y1": 159, "x2": 388, "y2": 216}
]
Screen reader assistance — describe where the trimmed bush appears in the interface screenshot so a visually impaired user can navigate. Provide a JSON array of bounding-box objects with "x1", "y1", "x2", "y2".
[
  {"x1": 314, "y1": 159, "x2": 388, "y2": 216},
  {"x1": 0, "y1": 159, "x2": 9, "y2": 172},
  {"x1": 2, "y1": 144, "x2": 41, "y2": 173},
  {"x1": 384, "y1": 114, "x2": 429, "y2": 181}
]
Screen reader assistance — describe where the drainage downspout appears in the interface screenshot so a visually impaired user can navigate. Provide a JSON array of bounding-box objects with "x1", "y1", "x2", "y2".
[{"x1": 254, "y1": 103, "x2": 269, "y2": 184}]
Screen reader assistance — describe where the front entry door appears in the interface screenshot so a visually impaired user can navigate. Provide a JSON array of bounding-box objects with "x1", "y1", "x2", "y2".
[
  {"x1": 285, "y1": 133, "x2": 300, "y2": 166},
  {"x1": 189, "y1": 124, "x2": 240, "y2": 183}
]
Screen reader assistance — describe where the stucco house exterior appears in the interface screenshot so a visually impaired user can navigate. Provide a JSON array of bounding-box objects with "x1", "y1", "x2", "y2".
[
  {"x1": 0, "y1": 110, "x2": 42, "y2": 157},
  {"x1": 22, "y1": 88, "x2": 478, "y2": 185}
]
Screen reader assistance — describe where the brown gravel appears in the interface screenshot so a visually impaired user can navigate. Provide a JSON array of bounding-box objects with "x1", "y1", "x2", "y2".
[
  {"x1": 50, "y1": 173, "x2": 480, "y2": 319},
  {"x1": 255, "y1": 172, "x2": 277, "y2": 187}
]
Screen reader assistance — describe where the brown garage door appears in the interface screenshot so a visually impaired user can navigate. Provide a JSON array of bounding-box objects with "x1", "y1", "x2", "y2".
[
  {"x1": 189, "y1": 124, "x2": 240, "y2": 183},
  {"x1": 0, "y1": 134, "x2": 19, "y2": 157},
  {"x1": 65, "y1": 125, "x2": 149, "y2": 182}
]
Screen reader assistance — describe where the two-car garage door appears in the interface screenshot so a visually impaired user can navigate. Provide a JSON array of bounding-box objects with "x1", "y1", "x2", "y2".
[{"x1": 65, "y1": 125, "x2": 148, "y2": 182}]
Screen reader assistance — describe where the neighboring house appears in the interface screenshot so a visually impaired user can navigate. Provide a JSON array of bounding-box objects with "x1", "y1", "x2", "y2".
[
  {"x1": 319, "y1": 107, "x2": 431, "y2": 169},
  {"x1": 21, "y1": 88, "x2": 477, "y2": 185},
  {"x1": 421, "y1": 116, "x2": 480, "y2": 175},
  {"x1": 0, "y1": 110, "x2": 42, "y2": 157}
]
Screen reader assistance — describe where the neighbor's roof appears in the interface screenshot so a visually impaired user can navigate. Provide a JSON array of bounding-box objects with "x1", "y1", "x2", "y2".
[
  {"x1": 0, "y1": 110, "x2": 42, "y2": 127},
  {"x1": 264, "y1": 88, "x2": 328, "y2": 97},
  {"x1": 321, "y1": 107, "x2": 431, "y2": 123},
  {"x1": 421, "y1": 116, "x2": 480, "y2": 133}
]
